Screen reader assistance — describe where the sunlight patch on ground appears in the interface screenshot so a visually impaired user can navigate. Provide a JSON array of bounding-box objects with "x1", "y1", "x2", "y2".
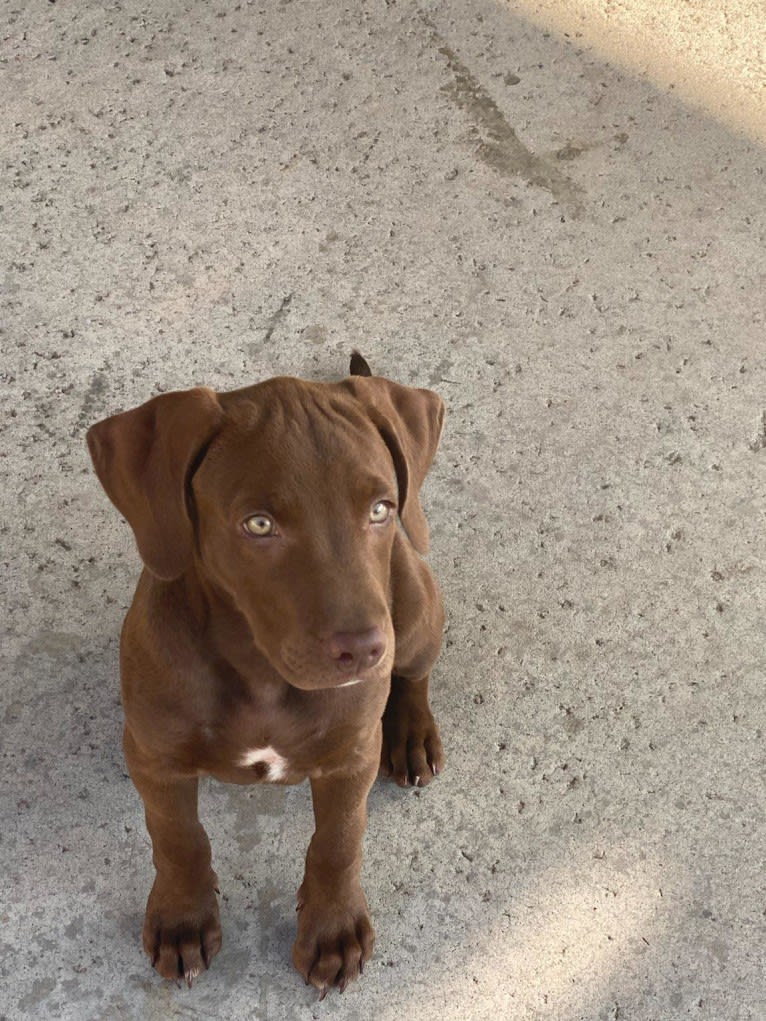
[
  {"x1": 499, "y1": 0, "x2": 766, "y2": 144},
  {"x1": 392, "y1": 848, "x2": 674, "y2": 1021}
]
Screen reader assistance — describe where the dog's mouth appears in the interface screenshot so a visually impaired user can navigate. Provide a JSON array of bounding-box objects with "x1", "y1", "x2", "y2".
[
  {"x1": 286, "y1": 662, "x2": 392, "y2": 693},
  {"x1": 273, "y1": 620, "x2": 396, "y2": 694},
  {"x1": 276, "y1": 636, "x2": 394, "y2": 693}
]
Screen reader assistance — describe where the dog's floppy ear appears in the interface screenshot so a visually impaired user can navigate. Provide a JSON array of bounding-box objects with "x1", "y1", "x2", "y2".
[
  {"x1": 347, "y1": 376, "x2": 445, "y2": 554},
  {"x1": 86, "y1": 388, "x2": 223, "y2": 581}
]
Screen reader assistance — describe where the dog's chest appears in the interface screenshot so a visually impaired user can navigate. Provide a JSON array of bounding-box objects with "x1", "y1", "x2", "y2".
[
  {"x1": 196, "y1": 664, "x2": 384, "y2": 786},
  {"x1": 200, "y1": 689, "x2": 329, "y2": 785}
]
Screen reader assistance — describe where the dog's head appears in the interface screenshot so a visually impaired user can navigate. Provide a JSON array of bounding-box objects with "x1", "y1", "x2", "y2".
[{"x1": 86, "y1": 364, "x2": 444, "y2": 691}]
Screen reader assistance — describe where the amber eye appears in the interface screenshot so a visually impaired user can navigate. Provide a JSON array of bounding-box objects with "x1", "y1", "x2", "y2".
[
  {"x1": 243, "y1": 514, "x2": 275, "y2": 537},
  {"x1": 370, "y1": 501, "x2": 392, "y2": 524}
]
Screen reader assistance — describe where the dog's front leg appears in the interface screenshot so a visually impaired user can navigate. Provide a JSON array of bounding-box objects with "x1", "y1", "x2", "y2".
[
  {"x1": 381, "y1": 672, "x2": 445, "y2": 788},
  {"x1": 292, "y1": 740, "x2": 379, "y2": 997},
  {"x1": 384, "y1": 535, "x2": 446, "y2": 788},
  {"x1": 124, "y1": 727, "x2": 222, "y2": 987}
]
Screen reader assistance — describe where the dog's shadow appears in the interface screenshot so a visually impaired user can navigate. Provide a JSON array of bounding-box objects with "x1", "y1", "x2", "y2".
[{"x1": 21, "y1": 630, "x2": 470, "y2": 1010}]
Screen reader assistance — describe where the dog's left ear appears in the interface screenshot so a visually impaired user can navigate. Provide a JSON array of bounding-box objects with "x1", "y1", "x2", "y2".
[{"x1": 347, "y1": 376, "x2": 445, "y2": 554}]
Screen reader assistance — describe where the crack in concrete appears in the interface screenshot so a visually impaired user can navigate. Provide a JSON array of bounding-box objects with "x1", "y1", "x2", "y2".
[
  {"x1": 422, "y1": 15, "x2": 584, "y2": 214},
  {"x1": 262, "y1": 292, "x2": 293, "y2": 345},
  {"x1": 748, "y1": 410, "x2": 766, "y2": 452}
]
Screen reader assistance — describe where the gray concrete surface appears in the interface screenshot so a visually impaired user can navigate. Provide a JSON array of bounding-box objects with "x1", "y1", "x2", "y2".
[{"x1": 2, "y1": 1, "x2": 764, "y2": 1019}]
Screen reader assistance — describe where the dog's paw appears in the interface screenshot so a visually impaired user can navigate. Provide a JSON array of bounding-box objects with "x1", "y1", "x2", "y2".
[
  {"x1": 142, "y1": 877, "x2": 222, "y2": 987},
  {"x1": 292, "y1": 888, "x2": 375, "y2": 998},
  {"x1": 381, "y1": 687, "x2": 445, "y2": 788}
]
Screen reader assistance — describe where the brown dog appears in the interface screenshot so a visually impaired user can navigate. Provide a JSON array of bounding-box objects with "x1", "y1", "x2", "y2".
[{"x1": 86, "y1": 353, "x2": 445, "y2": 996}]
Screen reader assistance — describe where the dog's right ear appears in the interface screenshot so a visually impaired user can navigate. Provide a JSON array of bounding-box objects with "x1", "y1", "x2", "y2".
[
  {"x1": 86, "y1": 388, "x2": 223, "y2": 581},
  {"x1": 349, "y1": 350, "x2": 373, "y2": 377}
]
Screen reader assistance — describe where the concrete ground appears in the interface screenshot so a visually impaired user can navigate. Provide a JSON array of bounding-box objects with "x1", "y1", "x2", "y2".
[{"x1": 2, "y1": 1, "x2": 764, "y2": 1019}]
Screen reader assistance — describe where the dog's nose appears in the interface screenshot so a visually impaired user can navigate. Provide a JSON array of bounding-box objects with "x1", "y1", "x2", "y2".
[{"x1": 327, "y1": 627, "x2": 386, "y2": 674}]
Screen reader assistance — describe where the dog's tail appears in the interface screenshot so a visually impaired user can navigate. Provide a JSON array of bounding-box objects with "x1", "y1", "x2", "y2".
[{"x1": 349, "y1": 350, "x2": 372, "y2": 377}]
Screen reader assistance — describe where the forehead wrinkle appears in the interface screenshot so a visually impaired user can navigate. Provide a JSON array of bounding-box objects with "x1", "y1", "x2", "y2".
[
  {"x1": 200, "y1": 382, "x2": 396, "y2": 511},
  {"x1": 289, "y1": 387, "x2": 375, "y2": 458},
  {"x1": 272, "y1": 386, "x2": 386, "y2": 471}
]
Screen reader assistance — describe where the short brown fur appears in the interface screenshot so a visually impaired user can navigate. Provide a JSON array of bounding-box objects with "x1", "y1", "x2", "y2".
[{"x1": 87, "y1": 358, "x2": 445, "y2": 996}]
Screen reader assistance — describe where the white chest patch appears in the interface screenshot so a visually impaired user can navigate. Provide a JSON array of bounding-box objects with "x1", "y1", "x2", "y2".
[{"x1": 238, "y1": 745, "x2": 288, "y2": 782}]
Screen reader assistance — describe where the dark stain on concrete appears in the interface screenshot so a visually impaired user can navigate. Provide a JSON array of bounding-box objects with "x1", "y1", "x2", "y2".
[
  {"x1": 79, "y1": 366, "x2": 111, "y2": 431},
  {"x1": 423, "y1": 16, "x2": 584, "y2": 214}
]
